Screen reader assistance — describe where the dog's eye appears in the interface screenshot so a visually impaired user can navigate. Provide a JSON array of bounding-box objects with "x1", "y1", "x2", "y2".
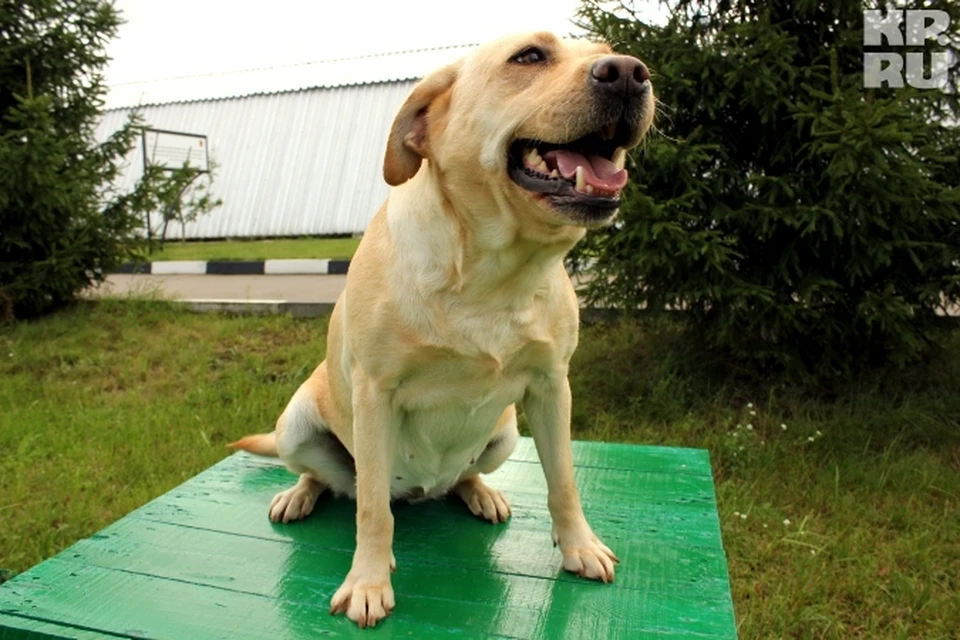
[{"x1": 511, "y1": 47, "x2": 547, "y2": 65}]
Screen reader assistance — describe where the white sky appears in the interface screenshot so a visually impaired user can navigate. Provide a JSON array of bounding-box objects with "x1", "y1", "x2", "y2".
[{"x1": 105, "y1": 0, "x2": 589, "y2": 85}]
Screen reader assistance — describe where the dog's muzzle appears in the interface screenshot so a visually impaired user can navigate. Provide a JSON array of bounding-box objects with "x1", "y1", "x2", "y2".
[{"x1": 507, "y1": 56, "x2": 652, "y2": 223}]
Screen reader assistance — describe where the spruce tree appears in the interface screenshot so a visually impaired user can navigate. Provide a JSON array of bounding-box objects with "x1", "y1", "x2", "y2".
[
  {"x1": 574, "y1": 0, "x2": 960, "y2": 376},
  {"x1": 0, "y1": 1, "x2": 218, "y2": 320}
]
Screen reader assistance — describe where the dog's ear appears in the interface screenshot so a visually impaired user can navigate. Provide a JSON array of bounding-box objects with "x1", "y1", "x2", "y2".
[{"x1": 383, "y1": 62, "x2": 459, "y2": 187}]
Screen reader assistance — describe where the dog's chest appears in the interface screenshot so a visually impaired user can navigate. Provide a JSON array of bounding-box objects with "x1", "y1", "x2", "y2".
[
  {"x1": 386, "y1": 312, "x2": 549, "y2": 496},
  {"x1": 392, "y1": 308, "x2": 550, "y2": 413}
]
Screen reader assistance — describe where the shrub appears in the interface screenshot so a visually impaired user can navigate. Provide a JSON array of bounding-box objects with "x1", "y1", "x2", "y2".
[
  {"x1": 0, "y1": 0, "x2": 219, "y2": 320},
  {"x1": 572, "y1": 0, "x2": 960, "y2": 376}
]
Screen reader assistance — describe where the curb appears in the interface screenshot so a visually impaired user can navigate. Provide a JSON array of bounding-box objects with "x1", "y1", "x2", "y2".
[
  {"x1": 180, "y1": 299, "x2": 335, "y2": 318},
  {"x1": 146, "y1": 298, "x2": 633, "y2": 322},
  {"x1": 113, "y1": 258, "x2": 351, "y2": 276}
]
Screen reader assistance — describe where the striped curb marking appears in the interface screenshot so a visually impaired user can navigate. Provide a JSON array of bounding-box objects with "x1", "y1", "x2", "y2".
[{"x1": 113, "y1": 259, "x2": 351, "y2": 275}]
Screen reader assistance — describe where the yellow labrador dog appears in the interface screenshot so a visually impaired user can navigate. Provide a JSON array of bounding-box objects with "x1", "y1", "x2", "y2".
[{"x1": 230, "y1": 31, "x2": 654, "y2": 628}]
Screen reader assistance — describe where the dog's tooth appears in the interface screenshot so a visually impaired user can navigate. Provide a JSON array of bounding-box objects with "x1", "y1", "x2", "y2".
[
  {"x1": 550, "y1": 169, "x2": 559, "y2": 178},
  {"x1": 575, "y1": 166, "x2": 586, "y2": 191},
  {"x1": 538, "y1": 161, "x2": 549, "y2": 173},
  {"x1": 585, "y1": 184, "x2": 594, "y2": 194},
  {"x1": 525, "y1": 149, "x2": 538, "y2": 167}
]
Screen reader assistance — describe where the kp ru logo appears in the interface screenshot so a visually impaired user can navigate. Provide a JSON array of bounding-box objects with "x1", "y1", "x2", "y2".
[{"x1": 863, "y1": 9, "x2": 951, "y2": 88}]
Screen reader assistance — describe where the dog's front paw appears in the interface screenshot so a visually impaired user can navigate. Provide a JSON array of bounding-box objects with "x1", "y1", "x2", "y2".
[
  {"x1": 455, "y1": 476, "x2": 511, "y2": 523},
  {"x1": 268, "y1": 476, "x2": 323, "y2": 523},
  {"x1": 330, "y1": 566, "x2": 395, "y2": 628},
  {"x1": 552, "y1": 525, "x2": 619, "y2": 583}
]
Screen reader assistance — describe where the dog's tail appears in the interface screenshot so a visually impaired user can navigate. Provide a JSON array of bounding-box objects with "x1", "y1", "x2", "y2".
[{"x1": 227, "y1": 432, "x2": 278, "y2": 457}]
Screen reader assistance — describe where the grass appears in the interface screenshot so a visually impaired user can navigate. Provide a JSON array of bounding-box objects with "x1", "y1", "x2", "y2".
[
  {"x1": 1, "y1": 302, "x2": 958, "y2": 638},
  {"x1": 567, "y1": 321, "x2": 960, "y2": 639},
  {"x1": 148, "y1": 237, "x2": 361, "y2": 262}
]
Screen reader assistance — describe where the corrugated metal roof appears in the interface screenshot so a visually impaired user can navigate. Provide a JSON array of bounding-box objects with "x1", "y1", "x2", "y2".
[
  {"x1": 96, "y1": 44, "x2": 484, "y2": 239},
  {"x1": 105, "y1": 44, "x2": 478, "y2": 109},
  {"x1": 96, "y1": 80, "x2": 418, "y2": 238}
]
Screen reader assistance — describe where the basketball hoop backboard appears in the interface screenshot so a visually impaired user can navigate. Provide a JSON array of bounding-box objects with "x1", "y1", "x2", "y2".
[{"x1": 142, "y1": 128, "x2": 210, "y2": 173}]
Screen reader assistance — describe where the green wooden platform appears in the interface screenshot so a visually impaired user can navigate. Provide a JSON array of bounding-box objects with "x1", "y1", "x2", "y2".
[{"x1": 0, "y1": 438, "x2": 737, "y2": 639}]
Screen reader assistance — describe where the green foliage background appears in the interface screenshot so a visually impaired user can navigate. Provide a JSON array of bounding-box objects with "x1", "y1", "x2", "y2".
[
  {"x1": 572, "y1": 0, "x2": 960, "y2": 376},
  {"x1": 0, "y1": 0, "x2": 219, "y2": 320}
]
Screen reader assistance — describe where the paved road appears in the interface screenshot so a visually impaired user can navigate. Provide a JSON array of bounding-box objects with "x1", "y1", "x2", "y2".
[
  {"x1": 98, "y1": 273, "x2": 596, "y2": 304},
  {"x1": 97, "y1": 274, "x2": 348, "y2": 303}
]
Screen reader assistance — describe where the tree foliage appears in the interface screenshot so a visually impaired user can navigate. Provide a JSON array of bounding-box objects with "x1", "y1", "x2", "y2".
[
  {"x1": 0, "y1": 0, "x2": 220, "y2": 320},
  {"x1": 573, "y1": 0, "x2": 960, "y2": 376}
]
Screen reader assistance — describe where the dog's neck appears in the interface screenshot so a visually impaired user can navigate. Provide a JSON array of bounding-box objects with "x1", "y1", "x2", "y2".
[{"x1": 386, "y1": 166, "x2": 585, "y2": 307}]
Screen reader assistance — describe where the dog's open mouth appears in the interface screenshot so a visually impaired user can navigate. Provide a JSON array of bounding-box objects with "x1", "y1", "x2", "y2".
[{"x1": 507, "y1": 125, "x2": 630, "y2": 219}]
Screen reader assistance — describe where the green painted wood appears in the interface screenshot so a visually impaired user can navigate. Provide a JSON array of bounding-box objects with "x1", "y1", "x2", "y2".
[
  {"x1": 0, "y1": 613, "x2": 109, "y2": 640},
  {"x1": 510, "y1": 439, "x2": 712, "y2": 476},
  {"x1": 0, "y1": 438, "x2": 737, "y2": 639},
  {"x1": 136, "y1": 462, "x2": 724, "y2": 550}
]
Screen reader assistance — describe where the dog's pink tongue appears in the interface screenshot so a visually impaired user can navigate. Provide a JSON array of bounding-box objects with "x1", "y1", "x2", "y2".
[{"x1": 543, "y1": 150, "x2": 628, "y2": 191}]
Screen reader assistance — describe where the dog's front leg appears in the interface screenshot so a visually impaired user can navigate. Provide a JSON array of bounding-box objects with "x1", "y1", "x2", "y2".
[
  {"x1": 330, "y1": 372, "x2": 397, "y2": 628},
  {"x1": 523, "y1": 373, "x2": 619, "y2": 582}
]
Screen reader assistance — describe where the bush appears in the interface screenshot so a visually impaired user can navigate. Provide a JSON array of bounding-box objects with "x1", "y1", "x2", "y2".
[
  {"x1": 0, "y1": 0, "x2": 219, "y2": 320},
  {"x1": 572, "y1": 0, "x2": 960, "y2": 377}
]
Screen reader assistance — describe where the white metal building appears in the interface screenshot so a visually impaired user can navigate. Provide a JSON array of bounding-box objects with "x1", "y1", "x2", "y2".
[{"x1": 96, "y1": 45, "x2": 477, "y2": 239}]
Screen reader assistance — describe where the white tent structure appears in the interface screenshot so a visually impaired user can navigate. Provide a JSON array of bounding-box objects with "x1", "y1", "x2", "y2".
[{"x1": 96, "y1": 44, "x2": 477, "y2": 239}]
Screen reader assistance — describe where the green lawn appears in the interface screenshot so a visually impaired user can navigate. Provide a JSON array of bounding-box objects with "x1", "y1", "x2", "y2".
[
  {"x1": 149, "y1": 237, "x2": 361, "y2": 262},
  {"x1": 1, "y1": 302, "x2": 958, "y2": 638}
]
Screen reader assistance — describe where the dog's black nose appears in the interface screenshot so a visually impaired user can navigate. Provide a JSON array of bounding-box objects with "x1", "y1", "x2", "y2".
[{"x1": 590, "y1": 56, "x2": 650, "y2": 96}]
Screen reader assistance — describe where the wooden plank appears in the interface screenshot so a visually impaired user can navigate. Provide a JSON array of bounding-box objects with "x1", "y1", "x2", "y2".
[
  {"x1": 183, "y1": 446, "x2": 718, "y2": 504},
  {"x1": 70, "y1": 518, "x2": 733, "y2": 603},
  {"x1": 0, "y1": 439, "x2": 736, "y2": 639},
  {"x1": 0, "y1": 613, "x2": 111, "y2": 640},
  {"x1": 510, "y1": 438, "x2": 713, "y2": 476},
  {"x1": 0, "y1": 556, "x2": 733, "y2": 639},
  {"x1": 142, "y1": 455, "x2": 724, "y2": 548}
]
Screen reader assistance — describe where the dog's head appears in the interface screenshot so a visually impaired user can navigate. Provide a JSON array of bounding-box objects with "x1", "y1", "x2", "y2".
[{"x1": 383, "y1": 32, "x2": 655, "y2": 229}]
